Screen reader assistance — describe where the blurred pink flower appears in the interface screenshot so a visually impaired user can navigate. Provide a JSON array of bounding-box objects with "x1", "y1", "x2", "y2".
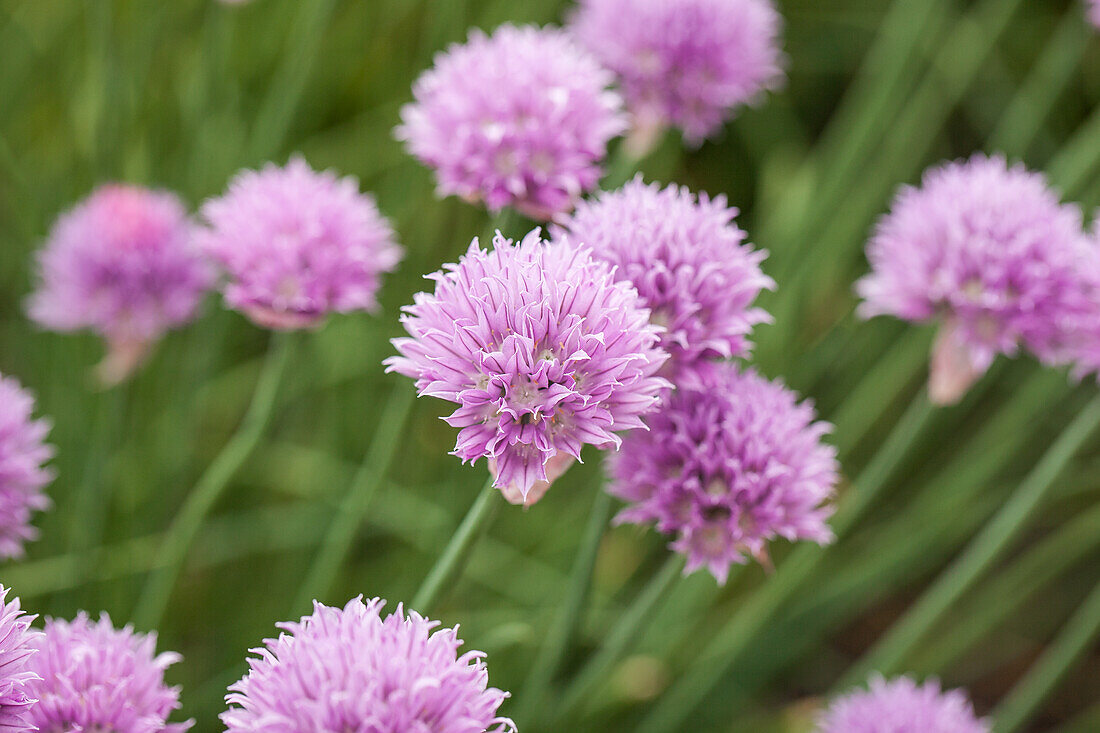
[
  {"x1": 397, "y1": 24, "x2": 626, "y2": 220},
  {"x1": 28, "y1": 184, "x2": 212, "y2": 384},
  {"x1": 199, "y1": 157, "x2": 401, "y2": 330}
]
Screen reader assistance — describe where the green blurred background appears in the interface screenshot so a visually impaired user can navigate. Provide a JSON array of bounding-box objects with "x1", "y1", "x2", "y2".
[{"x1": 2, "y1": 0, "x2": 1100, "y2": 730}]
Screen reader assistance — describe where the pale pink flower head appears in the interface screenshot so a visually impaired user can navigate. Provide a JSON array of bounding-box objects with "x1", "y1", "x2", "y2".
[
  {"x1": 199, "y1": 157, "x2": 402, "y2": 330},
  {"x1": 26, "y1": 613, "x2": 192, "y2": 733},
  {"x1": 608, "y1": 363, "x2": 837, "y2": 583},
  {"x1": 222, "y1": 596, "x2": 514, "y2": 733},
  {"x1": 1090, "y1": 0, "x2": 1100, "y2": 28},
  {"x1": 555, "y1": 177, "x2": 773, "y2": 382},
  {"x1": 817, "y1": 676, "x2": 989, "y2": 733},
  {"x1": 857, "y1": 154, "x2": 1093, "y2": 405},
  {"x1": 570, "y1": 0, "x2": 784, "y2": 151},
  {"x1": 0, "y1": 587, "x2": 41, "y2": 733},
  {"x1": 386, "y1": 229, "x2": 669, "y2": 504},
  {"x1": 0, "y1": 373, "x2": 54, "y2": 560},
  {"x1": 27, "y1": 184, "x2": 212, "y2": 384},
  {"x1": 397, "y1": 24, "x2": 626, "y2": 221}
]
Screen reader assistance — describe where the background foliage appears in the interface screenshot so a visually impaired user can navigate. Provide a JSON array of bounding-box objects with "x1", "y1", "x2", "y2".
[{"x1": 2, "y1": 0, "x2": 1100, "y2": 730}]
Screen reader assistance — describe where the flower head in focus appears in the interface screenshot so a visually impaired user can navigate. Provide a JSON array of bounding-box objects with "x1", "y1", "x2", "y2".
[
  {"x1": 387, "y1": 229, "x2": 669, "y2": 504},
  {"x1": 27, "y1": 613, "x2": 192, "y2": 733},
  {"x1": 608, "y1": 363, "x2": 837, "y2": 583},
  {"x1": 0, "y1": 373, "x2": 54, "y2": 560},
  {"x1": 856, "y1": 154, "x2": 1093, "y2": 405},
  {"x1": 397, "y1": 24, "x2": 626, "y2": 221},
  {"x1": 199, "y1": 157, "x2": 402, "y2": 330},
  {"x1": 0, "y1": 587, "x2": 41, "y2": 733},
  {"x1": 222, "y1": 596, "x2": 514, "y2": 733},
  {"x1": 570, "y1": 0, "x2": 784, "y2": 152},
  {"x1": 555, "y1": 177, "x2": 773, "y2": 381},
  {"x1": 817, "y1": 675, "x2": 989, "y2": 733},
  {"x1": 27, "y1": 184, "x2": 212, "y2": 384}
]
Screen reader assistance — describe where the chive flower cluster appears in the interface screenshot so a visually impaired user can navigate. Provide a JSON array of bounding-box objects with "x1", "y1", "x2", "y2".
[
  {"x1": 0, "y1": 588, "x2": 40, "y2": 733},
  {"x1": 556, "y1": 177, "x2": 773, "y2": 382},
  {"x1": 0, "y1": 374, "x2": 53, "y2": 560},
  {"x1": 818, "y1": 676, "x2": 989, "y2": 733},
  {"x1": 397, "y1": 24, "x2": 626, "y2": 220},
  {"x1": 570, "y1": 0, "x2": 784, "y2": 149},
  {"x1": 199, "y1": 157, "x2": 402, "y2": 330},
  {"x1": 609, "y1": 363, "x2": 837, "y2": 582},
  {"x1": 26, "y1": 613, "x2": 192, "y2": 733},
  {"x1": 858, "y1": 154, "x2": 1096, "y2": 404},
  {"x1": 27, "y1": 184, "x2": 212, "y2": 383},
  {"x1": 388, "y1": 230, "x2": 668, "y2": 504},
  {"x1": 222, "y1": 597, "x2": 514, "y2": 733}
]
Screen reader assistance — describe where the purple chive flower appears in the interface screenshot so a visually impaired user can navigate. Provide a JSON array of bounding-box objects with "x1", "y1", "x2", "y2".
[
  {"x1": 0, "y1": 373, "x2": 54, "y2": 560},
  {"x1": 26, "y1": 613, "x2": 192, "y2": 733},
  {"x1": 0, "y1": 587, "x2": 41, "y2": 733},
  {"x1": 817, "y1": 675, "x2": 989, "y2": 733},
  {"x1": 28, "y1": 184, "x2": 212, "y2": 385},
  {"x1": 199, "y1": 157, "x2": 402, "y2": 330},
  {"x1": 856, "y1": 154, "x2": 1093, "y2": 405},
  {"x1": 396, "y1": 24, "x2": 626, "y2": 221},
  {"x1": 387, "y1": 230, "x2": 669, "y2": 505},
  {"x1": 555, "y1": 177, "x2": 773, "y2": 381},
  {"x1": 608, "y1": 363, "x2": 837, "y2": 583},
  {"x1": 222, "y1": 596, "x2": 514, "y2": 733},
  {"x1": 570, "y1": 0, "x2": 784, "y2": 153}
]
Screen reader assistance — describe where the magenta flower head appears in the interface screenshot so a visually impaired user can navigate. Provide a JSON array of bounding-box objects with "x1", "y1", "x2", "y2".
[
  {"x1": 555, "y1": 177, "x2": 773, "y2": 382},
  {"x1": 396, "y1": 24, "x2": 626, "y2": 221},
  {"x1": 222, "y1": 596, "x2": 514, "y2": 733},
  {"x1": 570, "y1": 0, "x2": 784, "y2": 153},
  {"x1": 608, "y1": 362, "x2": 837, "y2": 583},
  {"x1": 387, "y1": 229, "x2": 669, "y2": 505},
  {"x1": 817, "y1": 675, "x2": 989, "y2": 733},
  {"x1": 199, "y1": 157, "x2": 402, "y2": 330},
  {"x1": 0, "y1": 587, "x2": 41, "y2": 732},
  {"x1": 0, "y1": 373, "x2": 54, "y2": 560},
  {"x1": 857, "y1": 154, "x2": 1093, "y2": 405},
  {"x1": 27, "y1": 184, "x2": 212, "y2": 385},
  {"x1": 26, "y1": 612, "x2": 192, "y2": 733}
]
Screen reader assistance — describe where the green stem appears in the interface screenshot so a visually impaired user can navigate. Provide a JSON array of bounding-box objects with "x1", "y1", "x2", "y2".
[
  {"x1": 992, "y1": 580, "x2": 1100, "y2": 733},
  {"x1": 133, "y1": 332, "x2": 294, "y2": 629},
  {"x1": 247, "y1": 0, "x2": 339, "y2": 161},
  {"x1": 635, "y1": 391, "x2": 935, "y2": 733},
  {"x1": 514, "y1": 488, "x2": 613, "y2": 728},
  {"x1": 553, "y1": 553, "x2": 684, "y2": 724},
  {"x1": 838, "y1": 395, "x2": 1100, "y2": 689},
  {"x1": 988, "y1": 10, "x2": 1091, "y2": 155},
  {"x1": 291, "y1": 385, "x2": 417, "y2": 613},
  {"x1": 914, "y1": 501, "x2": 1100, "y2": 674},
  {"x1": 411, "y1": 476, "x2": 500, "y2": 613}
]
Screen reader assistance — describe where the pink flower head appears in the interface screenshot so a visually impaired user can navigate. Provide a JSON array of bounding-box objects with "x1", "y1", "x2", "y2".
[
  {"x1": 199, "y1": 157, "x2": 402, "y2": 330},
  {"x1": 0, "y1": 587, "x2": 41, "y2": 733},
  {"x1": 28, "y1": 184, "x2": 212, "y2": 384},
  {"x1": 0, "y1": 373, "x2": 54, "y2": 560},
  {"x1": 387, "y1": 229, "x2": 669, "y2": 504},
  {"x1": 570, "y1": 0, "x2": 784, "y2": 150},
  {"x1": 222, "y1": 596, "x2": 514, "y2": 733},
  {"x1": 397, "y1": 24, "x2": 626, "y2": 221},
  {"x1": 27, "y1": 613, "x2": 192, "y2": 733},
  {"x1": 608, "y1": 363, "x2": 837, "y2": 583},
  {"x1": 857, "y1": 154, "x2": 1093, "y2": 405},
  {"x1": 1090, "y1": 0, "x2": 1100, "y2": 28},
  {"x1": 817, "y1": 676, "x2": 989, "y2": 733},
  {"x1": 555, "y1": 177, "x2": 773, "y2": 381}
]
